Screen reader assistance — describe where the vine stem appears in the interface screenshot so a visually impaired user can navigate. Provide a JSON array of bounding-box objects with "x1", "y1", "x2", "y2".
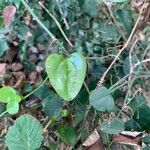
[
  {"x1": 21, "y1": 0, "x2": 56, "y2": 42},
  {"x1": 103, "y1": 0, "x2": 126, "y2": 40},
  {"x1": 23, "y1": 77, "x2": 48, "y2": 99},
  {"x1": 21, "y1": 0, "x2": 68, "y2": 54},
  {"x1": 55, "y1": 0, "x2": 70, "y2": 30},
  {"x1": 0, "y1": 110, "x2": 8, "y2": 118},
  {"x1": 43, "y1": 119, "x2": 52, "y2": 133},
  {"x1": 39, "y1": 2, "x2": 73, "y2": 47}
]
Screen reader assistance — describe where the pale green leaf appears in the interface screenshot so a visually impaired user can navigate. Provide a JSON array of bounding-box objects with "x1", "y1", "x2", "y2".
[
  {"x1": 45, "y1": 52, "x2": 87, "y2": 101},
  {"x1": 6, "y1": 100, "x2": 19, "y2": 114},
  {"x1": 110, "y1": 0, "x2": 127, "y2": 2},
  {"x1": 101, "y1": 118, "x2": 125, "y2": 134},
  {"x1": 89, "y1": 87, "x2": 115, "y2": 111},
  {"x1": 0, "y1": 86, "x2": 21, "y2": 103},
  {"x1": 57, "y1": 125, "x2": 77, "y2": 146},
  {"x1": 6, "y1": 114, "x2": 43, "y2": 150}
]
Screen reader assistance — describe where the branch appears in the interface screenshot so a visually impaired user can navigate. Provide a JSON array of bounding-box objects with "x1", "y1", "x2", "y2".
[
  {"x1": 96, "y1": 2, "x2": 146, "y2": 88},
  {"x1": 39, "y1": 2, "x2": 73, "y2": 47}
]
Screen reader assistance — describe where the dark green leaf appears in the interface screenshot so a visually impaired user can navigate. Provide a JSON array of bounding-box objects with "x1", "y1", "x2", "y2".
[
  {"x1": 143, "y1": 147, "x2": 150, "y2": 150},
  {"x1": 127, "y1": 96, "x2": 150, "y2": 131},
  {"x1": 42, "y1": 94, "x2": 63, "y2": 119},
  {"x1": 115, "y1": 9, "x2": 133, "y2": 34},
  {"x1": 34, "y1": 85, "x2": 51, "y2": 100},
  {"x1": 6, "y1": 115, "x2": 43, "y2": 150},
  {"x1": 141, "y1": 134, "x2": 150, "y2": 145},
  {"x1": 45, "y1": 52, "x2": 87, "y2": 101},
  {"x1": 57, "y1": 125, "x2": 77, "y2": 146},
  {"x1": 83, "y1": 0, "x2": 102, "y2": 16},
  {"x1": 99, "y1": 24, "x2": 119, "y2": 42},
  {"x1": 89, "y1": 87, "x2": 115, "y2": 112},
  {"x1": 0, "y1": 16, "x2": 3, "y2": 27},
  {"x1": 101, "y1": 118, "x2": 125, "y2": 134},
  {"x1": 9, "y1": 0, "x2": 21, "y2": 8},
  {"x1": 0, "y1": 39, "x2": 9, "y2": 57}
]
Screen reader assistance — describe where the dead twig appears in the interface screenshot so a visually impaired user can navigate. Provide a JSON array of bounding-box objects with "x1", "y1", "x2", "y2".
[{"x1": 97, "y1": 2, "x2": 146, "y2": 88}]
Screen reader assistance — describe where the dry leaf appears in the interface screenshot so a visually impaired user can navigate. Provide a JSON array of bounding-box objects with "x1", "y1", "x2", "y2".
[
  {"x1": 12, "y1": 72, "x2": 25, "y2": 88},
  {"x1": 84, "y1": 140, "x2": 105, "y2": 150},
  {"x1": 11, "y1": 63, "x2": 23, "y2": 72},
  {"x1": 0, "y1": 63, "x2": 7, "y2": 77},
  {"x1": 121, "y1": 131, "x2": 143, "y2": 138},
  {"x1": 3, "y1": 6, "x2": 16, "y2": 28},
  {"x1": 83, "y1": 129, "x2": 100, "y2": 147},
  {"x1": 113, "y1": 130, "x2": 143, "y2": 147},
  {"x1": 83, "y1": 129, "x2": 105, "y2": 150}
]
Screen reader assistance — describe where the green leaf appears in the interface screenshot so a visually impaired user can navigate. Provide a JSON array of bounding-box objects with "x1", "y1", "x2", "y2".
[
  {"x1": 6, "y1": 115, "x2": 43, "y2": 150},
  {"x1": 0, "y1": 39, "x2": 9, "y2": 57},
  {"x1": 99, "y1": 24, "x2": 119, "y2": 43},
  {"x1": 6, "y1": 100, "x2": 19, "y2": 114},
  {"x1": 141, "y1": 134, "x2": 150, "y2": 145},
  {"x1": 109, "y1": 0, "x2": 127, "y2": 2},
  {"x1": 101, "y1": 118, "x2": 125, "y2": 134},
  {"x1": 115, "y1": 9, "x2": 133, "y2": 34},
  {"x1": 143, "y1": 147, "x2": 150, "y2": 150},
  {"x1": 83, "y1": 0, "x2": 102, "y2": 16},
  {"x1": 0, "y1": 16, "x2": 3, "y2": 27},
  {"x1": 9, "y1": 0, "x2": 21, "y2": 8},
  {"x1": 45, "y1": 52, "x2": 87, "y2": 101},
  {"x1": 89, "y1": 87, "x2": 115, "y2": 112},
  {"x1": 34, "y1": 85, "x2": 51, "y2": 100},
  {"x1": 0, "y1": 86, "x2": 21, "y2": 103},
  {"x1": 131, "y1": 96, "x2": 150, "y2": 131},
  {"x1": 0, "y1": 86, "x2": 21, "y2": 114},
  {"x1": 57, "y1": 125, "x2": 77, "y2": 146},
  {"x1": 42, "y1": 94, "x2": 63, "y2": 119}
]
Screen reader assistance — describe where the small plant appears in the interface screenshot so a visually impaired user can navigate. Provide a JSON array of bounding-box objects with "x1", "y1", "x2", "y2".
[{"x1": 0, "y1": 86, "x2": 22, "y2": 115}]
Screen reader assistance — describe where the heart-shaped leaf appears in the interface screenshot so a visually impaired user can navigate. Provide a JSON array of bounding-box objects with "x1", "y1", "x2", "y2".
[
  {"x1": 45, "y1": 52, "x2": 87, "y2": 101},
  {"x1": 89, "y1": 86, "x2": 115, "y2": 111}
]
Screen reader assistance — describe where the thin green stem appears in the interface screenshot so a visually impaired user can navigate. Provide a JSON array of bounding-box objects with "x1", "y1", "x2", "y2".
[
  {"x1": 21, "y1": 0, "x2": 68, "y2": 55},
  {"x1": 21, "y1": 0, "x2": 56, "y2": 42},
  {"x1": 55, "y1": 0, "x2": 70, "y2": 30},
  {"x1": 23, "y1": 76, "x2": 48, "y2": 99},
  {"x1": 109, "y1": 74, "x2": 129, "y2": 92},
  {"x1": 39, "y1": 2, "x2": 73, "y2": 47},
  {"x1": 83, "y1": 81, "x2": 90, "y2": 95},
  {"x1": 0, "y1": 110, "x2": 7, "y2": 118}
]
